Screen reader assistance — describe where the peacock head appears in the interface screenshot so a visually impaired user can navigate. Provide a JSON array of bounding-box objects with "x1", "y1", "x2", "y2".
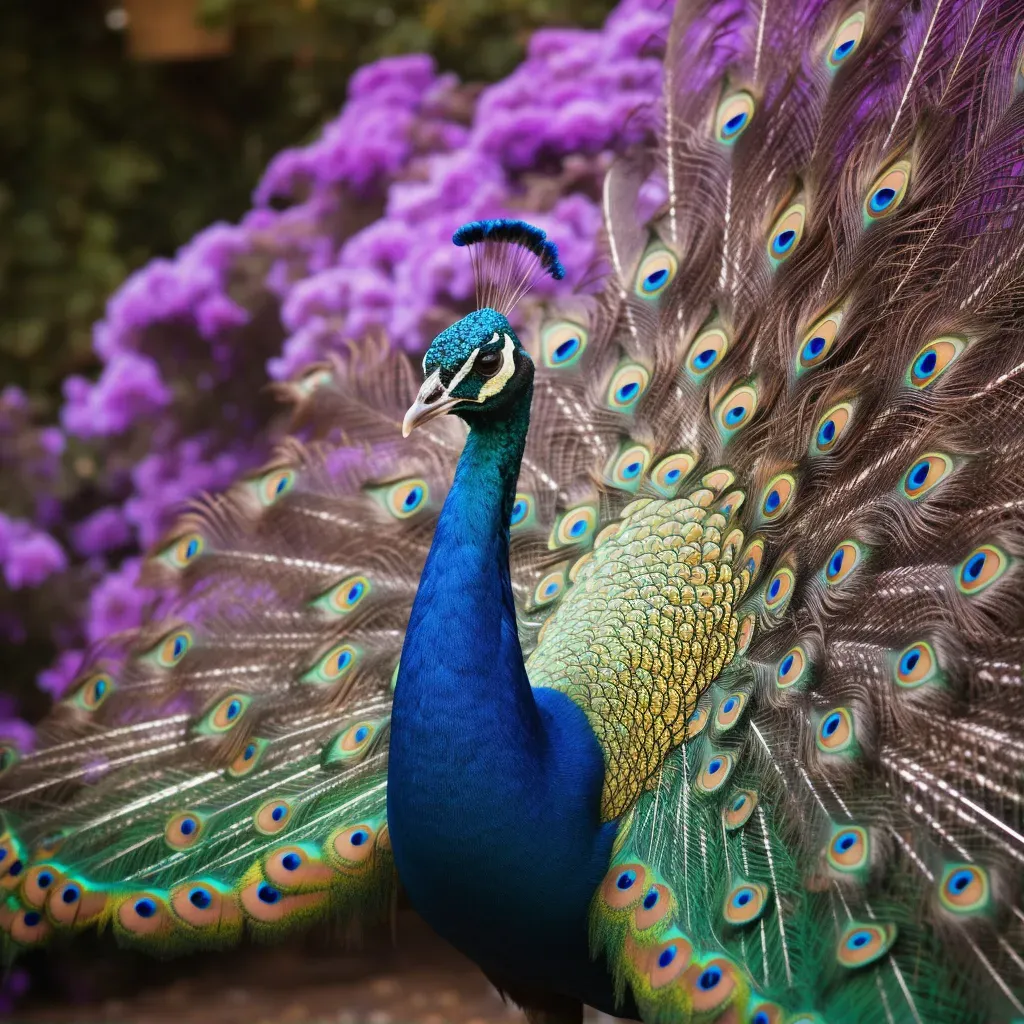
[
  {"x1": 402, "y1": 219, "x2": 562, "y2": 437},
  {"x1": 402, "y1": 309, "x2": 534, "y2": 436}
]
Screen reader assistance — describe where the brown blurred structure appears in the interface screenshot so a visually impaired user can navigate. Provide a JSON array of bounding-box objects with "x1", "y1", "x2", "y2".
[{"x1": 124, "y1": 0, "x2": 233, "y2": 60}]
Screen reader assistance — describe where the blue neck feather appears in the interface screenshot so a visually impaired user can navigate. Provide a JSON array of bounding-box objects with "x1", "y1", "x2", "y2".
[{"x1": 388, "y1": 386, "x2": 628, "y2": 1015}]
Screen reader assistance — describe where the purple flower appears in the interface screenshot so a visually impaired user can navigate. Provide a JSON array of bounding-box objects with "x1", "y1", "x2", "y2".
[
  {"x1": 72, "y1": 506, "x2": 132, "y2": 556},
  {"x1": 85, "y1": 558, "x2": 153, "y2": 644},
  {"x1": 37, "y1": 648, "x2": 85, "y2": 700},
  {"x1": 0, "y1": 515, "x2": 67, "y2": 589},
  {"x1": 62, "y1": 353, "x2": 172, "y2": 437}
]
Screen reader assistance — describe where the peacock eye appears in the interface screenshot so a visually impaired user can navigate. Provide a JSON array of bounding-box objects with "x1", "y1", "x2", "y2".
[{"x1": 476, "y1": 350, "x2": 503, "y2": 378}]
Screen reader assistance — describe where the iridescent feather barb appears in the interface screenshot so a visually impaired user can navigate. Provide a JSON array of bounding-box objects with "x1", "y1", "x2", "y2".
[{"x1": 453, "y1": 218, "x2": 565, "y2": 315}]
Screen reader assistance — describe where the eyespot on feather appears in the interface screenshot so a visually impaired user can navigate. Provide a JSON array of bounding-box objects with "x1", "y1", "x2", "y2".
[
  {"x1": 812, "y1": 403, "x2": 853, "y2": 454},
  {"x1": 510, "y1": 493, "x2": 535, "y2": 529},
  {"x1": 696, "y1": 753, "x2": 734, "y2": 794},
  {"x1": 685, "y1": 704, "x2": 710, "y2": 739},
  {"x1": 21, "y1": 864, "x2": 62, "y2": 909},
  {"x1": 541, "y1": 321, "x2": 588, "y2": 369},
  {"x1": 383, "y1": 478, "x2": 429, "y2": 519},
  {"x1": 938, "y1": 864, "x2": 990, "y2": 914},
  {"x1": 254, "y1": 468, "x2": 295, "y2": 507},
  {"x1": 767, "y1": 201, "x2": 806, "y2": 267},
  {"x1": 701, "y1": 467, "x2": 735, "y2": 494},
  {"x1": 160, "y1": 532, "x2": 205, "y2": 570},
  {"x1": 715, "y1": 384, "x2": 758, "y2": 440},
  {"x1": 718, "y1": 489, "x2": 745, "y2": 520},
  {"x1": 824, "y1": 540, "x2": 862, "y2": 585},
  {"x1": 601, "y1": 863, "x2": 647, "y2": 910},
  {"x1": 169, "y1": 881, "x2": 240, "y2": 930},
  {"x1": 764, "y1": 567, "x2": 794, "y2": 614},
  {"x1": 165, "y1": 811, "x2": 204, "y2": 850},
  {"x1": 682, "y1": 956, "x2": 741, "y2": 1013},
  {"x1": 255, "y1": 799, "x2": 293, "y2": 835},
  {"x1": 648, "y1": 934, "x2": 695, "y2": 988},
  {"x1": 264, "y1": 845, "x2": 336, "y2": 891},
  {"x1": 836, "y1": 921, "x2": 897, "y2": 967},
  {"x1": 227, "y1": 737, "x2": 268, "y2": 778},
  {"x1": 723, "y1": 790, "x2": 757, "y2": 830},
  {"x1": 634, "y1": 245, "x2": 678, "y2": 299},
  {"x1": 955, "y1": 543, "x2": 1009, "y2": 595},
  {"x1": 760, "y1": 473, "x2": 795, "y2": 520},
  {"x1": 901, "y1": 453, "x2": 953, "y2": 499},
  {"x1": 633, "y1": 883, "x2": 673, "y2": 930},
  {"x1": 827, "y1": 10, "x2": 865, "y2": 69},
  {"x1": 534, "y1": 568, "x2": 567, "y2": 605},
  {"x1": 796, "y1": 308, "x2": 843, "y2": 374},
  {"x1": 606, "y1": 362, "x2": 650, "y2": 413},
  {"x1": 303, "y1": 643, "x2": 359, "y2": 685},
  {"x1": 150, "y1": 627, "x2": 193, "y2": 668},
  {"x1": 816, "y1": 707, "x2": 855, "y2": 753},
  {"x1": 47, "y1": 879, "x2": 107, "y2": 928},
  {"x1": 723, "y1": 881, "x2": 768, "y2": 925},
  {"x1": 606, "y1": 443, "x2": 651, "y2": 493},
  {"x1": 741, "y1": 538, "x2": 765, "y2": 581},
  {"x1": 328, "y1": 824, "x2": 378, "y2": 869},
  {"x1": 906, "y1": 336, "x2": 967, "y2": 388},
  {"x1": 715, "y1": 91, "x2": 755, "y2": 143},
  {"x1": 197, "y1": 693, "x2": 251, "y2": 734},
  {"x1": 648, "y1": 452, "x2": 695, "y2": 496},
  {"x1": 749, "y1": 1002, "x2": 785, "y2": 1024},
  {"x1": 776, "y1": 646, "x2": 808, "y2": 689},
  {"x1": 10, "y1": 906, "x2": 50, "y2": 945},
  {"x1": 715, "y1": 692, "x2": 747, "y2": 731},
  {"x1": 240, "y1": 881, "x2": 328, "y2": 924},
  {"x1": 736, "y1": 614, "x2": 755, "y2": 655},
  {"x1": 117, "y1": 892, "x2": 172, "y2": 936},
  {"x1": 313, "y1": 575, "x2": 370, "y2": 615},
  {"x1": 893, "y1": 641, "x2": 940, "y2": 689},
  {"x1": 686, "y1": 327, "x2": 730, "y2": 379},
  {"x1": 70, "y1": 672, "x2": 114, "y2": 712},
  {"x1": 550, "y1": 505, "x2": 598, "y2": 548},
  {"x1": 322, "y1": 721, "x2": 377, "y2": 766},
  {"x1": 863, "y1": 160, "x2": 910, "y2": 223},
  {"x1": 827, "y1": 825, "x2": 869, "y2": 872}
]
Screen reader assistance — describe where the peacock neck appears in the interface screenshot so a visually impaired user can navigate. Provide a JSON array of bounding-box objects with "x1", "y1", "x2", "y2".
[{"x1": 395, "y1": 388, "x2": 539, "y2": 742}]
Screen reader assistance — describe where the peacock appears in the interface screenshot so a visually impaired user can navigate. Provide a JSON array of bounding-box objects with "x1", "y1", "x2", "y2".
[{"x1": 5, "y1": 1, "x2": 1024, "y2": 1021}]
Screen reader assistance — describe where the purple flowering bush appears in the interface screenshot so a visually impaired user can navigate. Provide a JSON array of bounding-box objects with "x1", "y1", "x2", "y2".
[{"x1": 0, "y1": 0, "x2": 668, "y2": 741}]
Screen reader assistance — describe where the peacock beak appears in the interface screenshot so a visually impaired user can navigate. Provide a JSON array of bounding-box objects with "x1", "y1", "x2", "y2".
[{"x1": 402, "y1": 371, "x2": 461, "y2": 437}]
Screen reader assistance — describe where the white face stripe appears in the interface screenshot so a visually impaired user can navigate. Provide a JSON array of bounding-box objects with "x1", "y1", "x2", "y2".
[{"x1": 477, "y1": 333, "x2": 517, "y2": 400}]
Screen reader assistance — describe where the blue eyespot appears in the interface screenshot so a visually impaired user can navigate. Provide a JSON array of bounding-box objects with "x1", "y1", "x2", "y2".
[
  {"x1": 732, "y1": 795, "x2": 747, "y2": 812},
  {"x1": 658, "y1": 944, "x2": 677, "y2": 968},
  {"x1": 869, "y1": 187, "x2": 897, "y2": 213},
  {"x1": 900, "y1": 649, "x2": 920, "y2": 675},
  {"x1": 772, "y1": 229, "x2": 797, "y2": 256},
  {"x1": 818, "y1": 419, "x2": 836, "y2": 446},
  {"x1": 225, "y1": 699, "x2": 241, "y2": 721},
  {"x1": 23, "y1": 911, "x2": 41, "y2": 927},
  {"x1": 837, "y1": 831, "x2": 858, "y2": 852},
  {"x1": 828, "y1": 549, "x2": 845, "y2": 577},
  {"x1": 257, "y1": 883, "x2": 281, "y2": 904},
  {"x1": 185, "y1": 538, "x2": 199, "y2": 559},
  {"x1": 94, "y1": 678, "x2": 108, "y2": 699},
  {"x1": 354, "y1": 726, "x2": 369, "y2": 743},
  {"x1": 722, "y1": 697, "x2": 737, "y2": 715},
  {"x1": 552, "y1": 335, "x2": 581, "y2": 363},
  {"x1": 544, "y1": 581, "x2": 559, "y2": 596},
  {"x1": 847, "y1": 929, "x2": 871, "y2": 949},
  {"x1": 767, "y1": 577, "x2": 781, "y2": 600},
  {"x1": 243, "y1": 743, "x2": 256, "y2": 761},
  {"x1": 336, "y1": 649, "x2": 352, "y2": 672},
  {"x1": 134, "y1": 898, "x2": 157, "y2": 919},
  {"x1": 833, "y1": 39, "x2": 855, "y2": 60},
  {"x1": 8, "y1": 860, "x2": 22, "y2": 877},
  {"x1": 764, "y1": 489, "x2": 781, "y2": 514},
  {"x1": 616, "y1": 870, "x2": 636, "y2": 890},
  {"x1": 753, "y1": 1013, "x2": 771, "y2": 1024},
  {"x1": 282, "y1": 852, "x2": 301, "y2": 871},
  {"x1": 823, "y1": 712, "x2": 842, "y2": 737},
  {"x1": 275, "y1": 476, "x2": 289, "y2": 495},
  {"x1": 915, "y1": 351, "x2": 937, "y2": 378},
  {"x1": 511, "y1": 500, "x2": 526, "y2": 525},
  {"x1": 949, "y1": 869, "x2": 973, "y2": 893},
  {"x1": 694, "y1": 348, "x2": 717, "y2": 369},
  {"x1": 617, "y1": 382, "x2": 640, "y2": 403},
  {"x1": 803, "y1": 334, "x2": 827, "y2": 361},
  {"x1": 963, "y1": 553, "x2": 985, "y2": 582},
  {"x1": 643, "y1": 888, "x2": 659, "y2": 910},
  {"x1": 708, "y1": 757, "x2": 723, "y2": 775},
  {"x1": 698, "y1": 965, "x2": 722, "y2": 990},
  {"x1": 62, "y1": 885, "x2": 80, "y2": 904},
  {"x1": 271, "y1": 804, "x2": 287, "y2": 822},
  {"x1": 732, "y1": 888, "x2": 753, "y2": 908},
  {"x1": 351, "y1": 829, "x2": 369, "y2": 847},
  {"x1": 173, "y1": 635, "x2": 187, "y2": 659},
  {"x1": 347, "y1": 582, "x2": 364, "y2": 605},
  {"x1": 722, "y1": 111, "x2": 748, "y2": 138},
  {"x1": 643, "y1": 268, "x2": 670, "y2": 293},
  {"x1": 37, "y1": 871, "x2": 53, "y2": 888},
  {"x1": 404, "y1": 486, "x2": 423, "y2": 510},
  {"x1": 725, "y1": 405, "x2": 746, "y2": 426},
  {"x1": 779, "y1": 654, "x2": 794, "y2": 677},
  {"x1": 189, "y1": 887, "x2": 212, "y2": 909},
  {"x1": 664, "y1": 468, "x2": 681, "y2": 483},
  {"x1": 570, "y1": 519, "x2": 587, "y2": 537},
  {"x1": 623, "y1": 461, "x2": 642, "y2": 479},
  {"x1": 179, "y1": 817, "x2": 196, "y2": 836}
]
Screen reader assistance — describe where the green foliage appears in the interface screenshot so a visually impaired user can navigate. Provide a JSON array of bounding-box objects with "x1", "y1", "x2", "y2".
[{"x1": 0, "y1": 0, "x2": 614, "y2": 412}]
